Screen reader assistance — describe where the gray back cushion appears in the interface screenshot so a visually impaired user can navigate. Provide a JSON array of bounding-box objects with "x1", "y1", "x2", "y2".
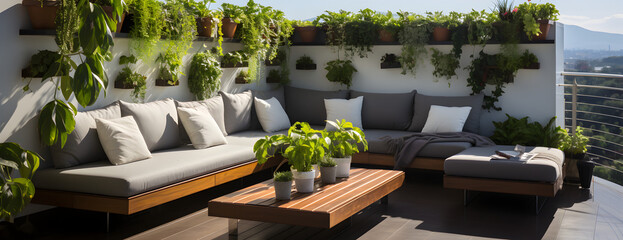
[
  {"x1": 251, "y1": 87, "x2": 286, "y2": 130},
  {"x1": 176, "y1": 96, "x2": 227, "y2": 142},
  {"x1": 408, "y1": 94, "x2": 484, "y2": 134},
  {"x1": 50, "y1": 102, "x2": 121, "y2": 168},
  {"x1": 220, "y1": 91, "x2": 253, "y2": 134},
  {"x1": 120, "y1": 99, "x2": 181, "y2": 151},
  {"x1": 350, "y1": 90, "x2": 416, "y2": 130},
  {"x1": 285, "y1": 86, "x2": 349, "y2": 125}
]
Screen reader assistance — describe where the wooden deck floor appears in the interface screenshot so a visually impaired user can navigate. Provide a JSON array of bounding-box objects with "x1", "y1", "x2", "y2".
[{"x1": 13, "y1": 169, "x2": 623, "y2": 240}]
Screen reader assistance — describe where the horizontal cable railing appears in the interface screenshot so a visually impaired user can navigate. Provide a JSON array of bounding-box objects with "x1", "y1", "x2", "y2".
[{"x1": 560, "y1": 72, "x2": 623, "y2": 185}]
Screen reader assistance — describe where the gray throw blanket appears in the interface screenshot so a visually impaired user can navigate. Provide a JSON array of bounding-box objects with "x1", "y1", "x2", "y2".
[{"x1": 382, "y1": 132, "x2": 496, "y2": 170}]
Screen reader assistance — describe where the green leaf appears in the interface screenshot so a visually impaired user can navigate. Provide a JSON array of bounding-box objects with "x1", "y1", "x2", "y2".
[
  {"x1": 0, "y1": 159, "x2": 18, "y2": 170},
  {"x1": 42, "y1": 61, "x2": 61, "y2": 82},
  {"x1": 38, "y1": 101, "x2": 58, "y2": 146},
  {"x1": 60, "y1": 76, "x2": 73, "y2": 100},
  {"x1": 73, "y1": 63, "x2": 99, "y2": 107}
]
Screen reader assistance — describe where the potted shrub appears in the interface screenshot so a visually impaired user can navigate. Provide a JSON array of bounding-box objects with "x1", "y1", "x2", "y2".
[
  {"x1": 235, "y1": 71, "x2": 249, "y2": 84},
  {"x1": 380, "y1": 53, "x2": 401, "y2": 69},
  {"x1": 325, "y1": 59, "x2": 357, "y2": 89},
  {"x1": 220, "y1": 3, "x2": 243, "y2": 38},
  {"x1": 292, "y1": 20, "x2": 320, "y2": 43},
  {"x1": 324, "y1": 119, "x2": 368, "y2": 178},
  {"x1": 320, "y1": 158, "x2": 337, "y2": 184},
  {"x1": 373, "y1": 11, "x2": 400, "y2": 42},
  {"x1": 296, "y1": 55, "x2": 316, "y2": 70},
  {"x1": 253, "y1": 122, "x2": 329, "y2": 193},
  {"x1": 115, "y1": 55, "x2": 147, "y2": 103},
  {"x1": 221, "y1": 50, "x2": 248, "y2": 68},
  {"x1": 560, "y1": 127, "x2": 591, "y2": 187},
  {"x1": 188, "y1": 48, "x2": 222, "y2": 100},
  {"x1": 22, "y1": 0, "x2": 59, "y2": 29},
  {"x1": 155, "y1": 50, "x2": 181, "y2": 86},
  {"x1": 0, "y1": 142, "x2": 42, "y2": 223},
  {"x1": 517, "y1": 2, "x2": 559, "y2": 40},
  {"x1": 273, "y1": 171, "x2": 293, "y2": 200},
  {"x1": 22, "y1": 50, "x2": 69, "y2": 79},
  {"x1": 427, "y1": 11, "x2": 462, "y2": 42}
]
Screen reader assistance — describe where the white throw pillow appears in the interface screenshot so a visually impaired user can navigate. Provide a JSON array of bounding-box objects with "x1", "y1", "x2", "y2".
[
  {"x1": 324, "y1": 96, "x2": 364, "y2": 130},
  {"x1": 421, "y1": 105, "x2": 472, "y2": 133},
  {"x1": 254, "y1": 97, "x2": 291, "y2": 132},
  {"x1": 177, "y1": 107, "x2": 228, "y2": 149},
  {"x1": 95, "y1": 116, "x2": 152, "y2": 165}
]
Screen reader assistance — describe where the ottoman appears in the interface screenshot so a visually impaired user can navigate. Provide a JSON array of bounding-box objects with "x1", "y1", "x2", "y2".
[{"x1": 443, "y1": 146, "x2": 564, "y2": 213}]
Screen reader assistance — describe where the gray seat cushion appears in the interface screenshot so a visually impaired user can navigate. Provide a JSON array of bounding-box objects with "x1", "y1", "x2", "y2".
[
  {"x1": 120, "y1": 99, "x2": 181, "y2": 151},
  {"x1": 363, "y1": 129, "x2": 472, "y2": 158},
  {"x1": 50, "y1": 102, "x2": 121, "y2": 168},
  {"x1": 350, "y1": 90, "x2": 416, "y2": 130},
  {"x1": 408, "y1": 94, "x2": 484, "y2": 134},
  {"x1": 444, "y1": 146, "x2": 563, "y2": 182},
  {"x1": 284, "y1": 86, "x2": 349, "y2": 125}
]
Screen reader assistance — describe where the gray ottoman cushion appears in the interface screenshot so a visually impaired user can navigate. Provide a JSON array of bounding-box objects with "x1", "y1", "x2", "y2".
[
  {"x1": 284, "y1": 86, "x2": 349, "y2": 125},
  {"x1": 408, "y1": 94, "x2": 483, "y2": 134},
  {"x1": 444, "y1": 146, "x2": 563, "y2": 182},
  {"x1": 363, "y1": 129, "x2": 472, "y2": 158},
  {"x1": 350, "y1": 90, "x2": 416, "y2": 130}
]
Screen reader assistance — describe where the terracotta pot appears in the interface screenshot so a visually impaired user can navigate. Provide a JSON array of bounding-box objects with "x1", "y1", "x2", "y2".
[
  {"x1": 101, "y1": 6, "x2": 126, "y2": 33},
  {"x1": 378, "y1": 29, "x2": 395, "y2": 42},
  {"x1": 221, "y1": 17, "x2": 238, "y2": 38},
  {"x1": 295, "y1": 26, "x2": 318, "y2": 42},
  {"x1": 532, "y1": 19, "x2": 552, "y2": 41},
  {"x1": 22, "y1": 0, "x2": 59, "y2": 29},
  {"x1": 432, "y1": 27, "x2": 450, "y2": 42},
  {"x1": 196, "y1": 17, "x2": 213, "y2": 37}
]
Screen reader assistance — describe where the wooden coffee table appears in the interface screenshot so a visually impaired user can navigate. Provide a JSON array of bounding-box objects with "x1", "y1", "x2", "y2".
[{"x1": 208, "y1": 168, "x2": 405, "y2": 237}]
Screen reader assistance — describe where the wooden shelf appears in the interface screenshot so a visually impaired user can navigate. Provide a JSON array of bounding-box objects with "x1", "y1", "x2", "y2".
[{"x1": 19, "y1": 29, "x2": 241, "y2": 43}]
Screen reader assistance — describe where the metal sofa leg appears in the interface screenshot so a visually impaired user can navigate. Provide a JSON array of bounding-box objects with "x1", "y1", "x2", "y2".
[
  {"x1": 535, "y1": 196, "x2": 548, "y2": 215},
  {"x1": 106, "y1": 212, "x2": 110, "y2": 233}
]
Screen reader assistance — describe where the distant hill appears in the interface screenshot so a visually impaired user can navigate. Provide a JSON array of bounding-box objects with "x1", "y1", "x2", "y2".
[{"x1": 564, "y1": 24, "x2": 623, "y2": 50}]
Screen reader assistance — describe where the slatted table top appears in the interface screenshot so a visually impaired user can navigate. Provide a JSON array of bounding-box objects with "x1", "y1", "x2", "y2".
[{"x1": 208, "y1": 168, "x2": 405, "y2": 228}]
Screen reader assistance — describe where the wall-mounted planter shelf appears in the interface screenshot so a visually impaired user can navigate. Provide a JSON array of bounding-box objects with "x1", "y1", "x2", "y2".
[
  {"x1": 235, "y1": 77, "x2": 249, "y2": 84},
  {"x1": 524, "y1": 63, "x2": 541, "y2": 69},
  {"x1": 265, "y1": 60, "x2": 281, "y2": 66},
  {"x1": 19, "y1": 29, "x2": 241, "y2": 43},
  {"x1": 295, "y1": 63, "x2": 317, "y2": 70},
  {"x1": 155, "y1": 79, "x2": 179, "y2": 86},
  {"x1": 114, "y1": 80, "x2": 136, "y2": 89},
  {"x1": 380, "y1": 62, "x2": 401, "y2": 69},
  {"x1": 266, "y1": 76, "x2": 280, "y2": 83},
  {"x1": 221, "y1": 62, "x2": 248, "y2": 68},
  {"x1": 289, "y1": 39, "x2": 554, "y2": 46}
]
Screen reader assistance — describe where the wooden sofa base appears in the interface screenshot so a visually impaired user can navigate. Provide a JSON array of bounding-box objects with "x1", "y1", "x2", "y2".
[
  {"x1": 443, "y1": 175, "x2": 564, "y2": 197},
  {"x1": 32, "y1": 157, "x2": 282, "y2": 215},
  {"x1": 352, "y1": 152, "x2": 445, "y2": 171}
]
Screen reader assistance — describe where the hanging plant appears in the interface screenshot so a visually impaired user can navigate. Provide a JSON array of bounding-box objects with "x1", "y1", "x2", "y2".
[
  {"x1": 316, "y1": 10, "x2": 355, "y2": 52},
  {"x1": 430, "y1": 49, "x2": 460, "y2": 84},
  {"x1": 180, "y1": 0, "x2": 224, "y2": 55},
  {"x1": 32, "y1": 0, "x2": 124, "y2": 148},
  {"x1": 397, "y1": 11, "x2": 431, "y2": 76},
  {"x1": 115, "y1": 55, "x2": 147, "y2": 102},
  {"x1": 188, "y1": 47, "x2": 222, "y2": 100},
  {"x1": 344, "y1": 8, "x2": 379, "y2": 58},
  {"x1": 325, "y1": 59, "x2": 357, "y2": 88},
  {"x1": 464, "y1": 9, "x2": 495, "y2": 46},
  {"x1": 161, "y1": 0, "x2": 197, "y2": 78},
  {"x1": 128, "y1": 0, "x2": 164, "y2": 60}
]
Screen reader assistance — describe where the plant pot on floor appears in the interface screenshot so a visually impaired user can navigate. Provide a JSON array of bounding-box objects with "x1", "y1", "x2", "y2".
[
  {"x1": 320, "y1": 166, "x2": 337, "y2": 184},
  {"x1": 577, "y1": 159, "x2": 595, "y2": 189},
  {"x1": 334, "y1": 156, "x2": 352, "y2": 178},
  {"x1": 432, "y1": 27, "x2": 450, "y2": 42},
  {"x1": 294, "y1": 26, "x2": 318, "y2": 42},
  {"x1": 273, "y1": 180, "x2": 293, "y2": 200},
  {"x1": 292, "y1": 169, "x2": 315, "y2": 193},
  {"x1": 22, "y1": 0, "x2": 59, "y2": 29},
  {"x1": 221, "y1": 17, "x2": 238, "y2": 38}
]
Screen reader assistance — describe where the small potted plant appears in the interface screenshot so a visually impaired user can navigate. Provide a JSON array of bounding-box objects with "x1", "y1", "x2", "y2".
[
  {"x1": 324, "y1": 119, "x2": 368, "y2": 178},
  {"x1": 273, "y1": 171, "x2": 293, "y2": 200},
  {"x1": 320, "y1": 158, "x2": 337, "y2": 184},
  {"x1": 22, "y1": 0, "x2": 60, "y2": 29},
  {"x1": 22, "y1": 50, "x2": 69, "y2": 78},
  {"x1": 221, "y1": 51, "x2": 248, "y2": 68},
  {"x1": 517, "y1": 1, "x2": 559, "y2": 40},
  {"x1": 155, "y1": 51, "x2": 181, "y2": 86},
  {"x1": 115, "y1": 55, "x2": 147, "y2": 102},
  {"x1": 292, "y1": 20, "x2": 320, "y2": 43},
  {"x1": 220, "y1": 3, "x2": 243, "y2": 38},
  {"x1": 380, "y1": 53, "x2": 401, "y2": 69},
  {"x1": 373, "y1": 11, "x2": 400, "y2": 42},
  {"x1": 188, "y1": 48, "x2": 222, "y2": 100},
  {"x1": 560, "y1": 126, "x2": 592, "y2": 187},
  {"x1": 235, "y1": 71, "x2": 249, "y2": 84},
  {"x1": 426, "y1": 11, "x2": 462, "y2": 42},
  {"x1": 296, "y1": 55, "x2": 317, "y2": 70},
  {"x1": 325, "y1": 59, "x2": 357, "y2": 89}
]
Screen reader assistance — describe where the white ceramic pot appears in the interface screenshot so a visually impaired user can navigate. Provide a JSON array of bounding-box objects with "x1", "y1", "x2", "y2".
[
  {"x1": 273, "y1": 180, "x2": 293, "y2": 200},
  {"x1": 320, "y1": 166, "x2": 337, "y2": 184},
  {"x1": 334, "y1": 156, "x2": 352, "y2": 178},
  {"x1": 292, "y1": 169, "x2": 316, "y2": 193}
]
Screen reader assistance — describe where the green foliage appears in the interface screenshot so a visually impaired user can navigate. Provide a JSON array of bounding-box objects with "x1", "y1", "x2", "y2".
[
  {"x1": 493, "y1": 0, "x2": 517, "y2": 22},
  {"x1": 372, "y1": 11, "x2": 401, "y2": 35},
  {"x1": 237, "y1": 70, "x2": 249, "y2": 82},
  {"x1": 491, "y1": 114, "x2": 566, "y2": 148},
  {"x1": 517, "y1": 2, "x2": 559, "y2": 40},
  {"x1": 324, "y1": 119, "x2": 368, "y2": 158},
  {"x1": 55, "y1": 0, "x2": 79, "y2": 54},
  {"x1": 397, "y1": 12, "x2": 431, "y2": 76},
  {"x1": 344, "y1": 9, "x2": 380, "y2": 58},
  {"x1": 560, "y1": 127, "x2": 590, "y2": 156},
  {"x1": 520, "y1": 50, "x2": 539, "y2": 67},
  {"x1": 296, "y1": 55, "x2": 314, "y2": 65},
  {"x1": 267, "y1": 67, "x2": 290, "y2": 85},
  {"x1": 24, "y1": 50, "x2": 69, "y2": 78},
  {"x1": 162, "y1": 0, "x2": 197, "y2": 77},
  {"x1": 291, "y1": 20, "x2": 319, "y2": 27},
  {"x1": 220, "y1": 3, "x2": 244, "y2": 22},
  {"x1": 38, "y1": 99, "x2": 77, "y2": 148},
  {"x1": 426, "y1": 11, "x2": 462, "y2": 28},
  {"x1": 179, "y1": 0, "x2": 223, "y2": 54},
  {"x1": 0, "y1": 142, "x2": 42, "y2": 221},
  {"x1": 129, "y1": 0, "x2": 164, "y2": 60},
  {"x1": 463, "y1": 9, "x2": 495, "y2": 46},
  {"x1": 430, "y1": 48, "x2": 460, "y2": 83},
  {"x1": 320, "y1": 158, "x2": 337, "y2": 167},
  {"x1": 253, "y1": 122, "x2": 328, "y2": 172},
  {"x1": 325, "y1": 59, "x2": 357, "y2": 88},
  {"x1": 156, "y1": 49, "x2": 182, "y2": 84},
  {"x1": 316, "y1": 10, "x2": 355, "y2": 52},
  {"x1": 273, "y1": 171, "x2": 293, "y2": 182},
  {"x1": 222, "y1": 50, "x2": 248, "y2": 65},
  {"x1": 381, "y1": 53, "x2": 400, "y2": 63},
  {"x1": 188, "y1": 48, "x2": 222, "y2": 100},
  {"x1": 116, "y1": 54, "x2": 146, "y2": 102}
]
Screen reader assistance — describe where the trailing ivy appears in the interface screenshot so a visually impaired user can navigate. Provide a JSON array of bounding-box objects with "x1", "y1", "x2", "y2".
[
  {"x1": 188, "y1": 48, "x2": 222, "y2": 100},
  {"x1": 397, "y1": 12, "x2": 431, "y2": 76},
  {"x1": 316, "y1": 10, "x2": 355, "y2": 52},
  {"x1": 344, "y1": 9, "x2": 379, "y2": 58},
  {"x1": 325, "y1": 59, "x2": 357, "y2": 88},
  {"x1": 430, "y1": 49, "x2": 460, "y2": 84},
  {"x1": 129, "y1": 0, "x2": 164, "y2": 60}
]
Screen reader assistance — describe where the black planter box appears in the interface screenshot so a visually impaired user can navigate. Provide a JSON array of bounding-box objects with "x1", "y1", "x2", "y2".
[
  {"x1": 381, "y1": 62, "x2": 401, "y2": 69},
  {"x1": 266, "y1": 76, "x2": 280, "y2": 83},
  {"x1": 235, "y1": 77, "x2": 249, "y2": 84},
  {"x1": 296, "y1": 63, "x2": 317, "y2": 70},
  {"x1": 114, "y1": 80, "x2": 136, "y2": 89},
  {"x1": 265, "y1": 59, "x2": 281, "y2": 66},
  {"x1": 221, "y1": 62, "x2": 248, "y2": 68},
  {"x1": 155, "y1": 79, "x2": 179, "y2": 87}
]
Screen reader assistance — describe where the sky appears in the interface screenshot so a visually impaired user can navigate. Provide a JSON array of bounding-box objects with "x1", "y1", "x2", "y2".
[{"x1": 212, "y1": 0, "x2": 623, "y2": 35}]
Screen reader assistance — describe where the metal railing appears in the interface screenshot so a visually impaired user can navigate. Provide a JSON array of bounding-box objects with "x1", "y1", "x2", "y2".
[{"x1": 560, "y1": 72, "x2": 623, "y2": 185}]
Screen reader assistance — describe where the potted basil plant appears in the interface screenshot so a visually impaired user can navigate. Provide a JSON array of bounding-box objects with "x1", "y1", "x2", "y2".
[
  {"x1": 273, "y1": 171, "x2": 293, "y2": 200},
  {"x1": 324, "y1": 119, "x2": 368, "y2": 178}
]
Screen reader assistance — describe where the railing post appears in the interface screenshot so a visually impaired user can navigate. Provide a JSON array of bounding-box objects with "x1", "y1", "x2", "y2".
[{"x1": 572, "y1": 78, "x2": 578, "y2": 134}]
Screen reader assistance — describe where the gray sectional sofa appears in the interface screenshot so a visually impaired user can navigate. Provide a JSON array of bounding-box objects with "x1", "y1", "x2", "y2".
[{"x1": 33, "y1": 85, "x2": 553, "y2": 217}]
